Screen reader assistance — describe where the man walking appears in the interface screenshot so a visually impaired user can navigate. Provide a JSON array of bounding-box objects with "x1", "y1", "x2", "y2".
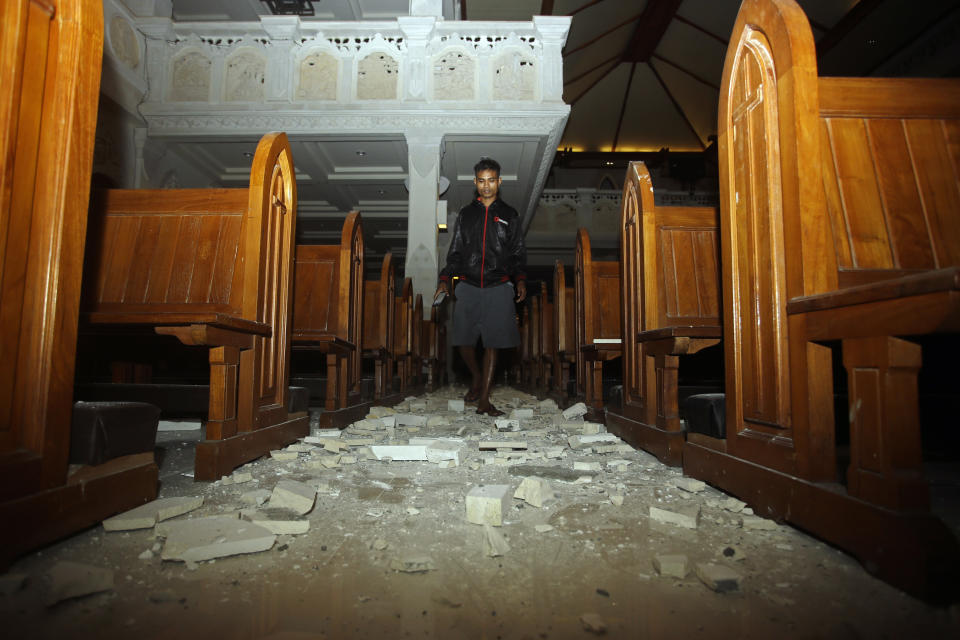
[{"x1": 434, "y1": 157, "x2": 527, "y2": 416}]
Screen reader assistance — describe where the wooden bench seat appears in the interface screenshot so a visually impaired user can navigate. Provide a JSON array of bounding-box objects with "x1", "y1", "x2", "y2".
[
  {"x1": 537, "y1": 282, "x2": 555, "y2": 397},
  {"x1": 680, "y1": 0, "x2": 960, "y2": 602},
  {"x1": 551, "y1": 260, "x2": 576, "y2": 404},
  {"x1": 421, "y1": 305, "x2": 447, "y2": 391},
  {"x1": 81, "y1": 132, "x2": 307, "y2": 481},
  {"x1": 606, "y1": 161, "x2": 721, "y2": 466},
  {"x1": 574, "y1": 228, "x2": 622, "y2": 415},
  {"x1": 292, "y1": 211, "x2": 366, "y2": 427},
  {"x1": 392, "y1": 278, "x2": 414, "y2": 395},
  {"x1": 362, "y1": 253, "x2": 397, "y2": 403}
]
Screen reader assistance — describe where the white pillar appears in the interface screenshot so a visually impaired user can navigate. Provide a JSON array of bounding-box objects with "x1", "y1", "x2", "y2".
[
  {"x1": 398, "y1": 17, "x2": 436, "y2": 102},
  {"x1": 533, "y1": 16, "x2": 572, "y2": 103},
  {"x1": 404, "y1": 131, "x2": 444, "y2": 312}
]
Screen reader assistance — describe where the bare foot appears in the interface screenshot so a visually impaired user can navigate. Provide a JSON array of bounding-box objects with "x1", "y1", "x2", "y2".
[
  {"x1": 475, "y1": 403, "x2": 504, "y2": 417},
  {"x1": 464, "y1": 387, "x2": 481, "y2": 403}
]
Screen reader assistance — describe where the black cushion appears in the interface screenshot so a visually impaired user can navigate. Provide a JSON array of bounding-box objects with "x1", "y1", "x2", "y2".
[
  {"x1": 682, "y1": 393, "x2": 726, "y2": 439},
  {"x1": 70, "y1": 401, "x2": 160, "y2": 465}
]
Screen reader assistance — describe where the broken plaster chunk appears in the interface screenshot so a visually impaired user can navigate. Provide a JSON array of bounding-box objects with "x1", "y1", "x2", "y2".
[
  {"x1": 483, "y1": 524, "x2": 510, "y2": 557},
  {"x1": 479, "y1": 441, "x2": 527, "y2": 450},
  {"x1": 721, "y1": 497, "x2": 747, "y2": 513},
  {"x1": 426, "y1": 415, "x2": 450, "y2": 428},
  {"x1": 581, "y1": 422, "x2": 604, "y2": 435},
  {"x1": 495, "y1": 418, "x2": 521, "y2": 432},
  {"x1": 396, "y1": 414, "x2": 427, "y2": 427},
  {"x1": 609, "y1": 495, "x2": 624, "y2": 507},
  {"x1": 250, "y1": 519, "x2": 310, "y2": 535},
  {"x1": 45, "y1": 562, "x2": 113, "y2": 606},
  {"x1": 696, "y1": 563, "x2": 742, "y2": 593},
  {"x1": 513, "y1": 476, "x2": 555, "y2": 508},
  {"x1": 371, "y1": 538, "x2": 389, "y2": 551},
  {"x1": 241, "y1": 489, "x2": 272, "y2": 506},
  {"x1": 509, "y1": 464, "x2": 597, "y2": 483},
  {"x1": 544, "y1": 447, "x2": 566, "y2": 459},
  {"x1": 574, "y1": 461, "x2": 602, "y2": 472},
  {"x1": 466, "y1": 484, "x2": 512, "y2": 526},
  {"x1": 426, "y1": 440, "x2": 464, "y2": 465},
  {"x1": 222, "y1": 471, "x2": 254, "y2": 485},
  {"x1": 509, "y1": 408, "x2": 534, "y2": 420},
  {"x1": 339, "y1": 455, "x2": 358, "y2": 465},
  {"x1": 270, "y1": 450, "x2": 299, "y2": 461},
  {"x1": 160, "y1": 516, "x2": 276, "y2": 563},
  {"x1": 370, "y1": 445, "x2": 428, "y2": 461},
  {"x1": 352, "y1": 418, "x2": 384, "y2": 431},
  {"x1": 448, "y1": 399, "x2": 465, "y2": 412},
  {"x1": 389, "y1": 556, "x2": 435, "y2": 573},
  {"x1": 345, "y1": 438, "x2": 375, "y2": 447},
  {"x1": 538, "y1": 398, "x2": 559, "y2": 412},
  {"x1": 269, "y1": 480, "x2": 317, "y2": 515},
  {"x1": 286, "y1": 443, "x2": 316, "y2": 453},
  {"x1": 653, "y1": 554, "x2": 690, "y2": 579},
  {"x1": 673, "y1": 477, "x2": 707, "y2": 493},
  {"x1": 649, "y1": 503, "x2": 701, "y2": 529},
  {"x1": 562, "y1": 402, "x2": 588, "y2": 419},
  {"x1": 606, "y1": 459, "x2": 632, "y2": 469},
  {"x1": 102, "y1": 496, "x2": 204, "y2": 531},
  {"x1": 579, "y1": 613, "x2": 607, "y2": 635},
  {"x1": 368, "y1": 406, "x2": 395, "y2": 418},
  {"x1": 741, "y1": 514, "x2": 778, "y2": 531},
  {"x1": 568, "y1": 433, "x2": 620, "y2": 449},
  {"x1": 534, "y1": 524, "x2": 554, "y2": 534}
]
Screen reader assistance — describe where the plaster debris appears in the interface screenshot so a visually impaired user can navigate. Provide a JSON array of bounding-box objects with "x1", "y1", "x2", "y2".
[
  {"x1": 425, "y1": 440, "x2": 464, "y2": 465},
  {"x1": 221, "y1": 472, "x2": 254, "y2": 485},
  {"x1": 509, "y1": 465, "x2": 597, "y2": 483},
  {"x1": 466, "y1": 484, "x2": 512, "y2": 526},
  {"x1": 241, "y1": 489, "x2": 271, "y2": 506},
  {"x1": 495, "y1": 418, "x2": 521, "y2": 432},
  {"x1": 538, "y1": 398, "x2": 558, "y2": 411},
  {"x1": 649, "y1": 503, "x2": 701, "y2": 529},
  {"x1": 606, "y1": 459, "x2": 632, "y2": 469},
  {"x1": 309, "y1": 429, "x2": 342, "y2": 438},
  {"x1": 370, "y1": 445, "x2": 428, "y2": 461},
  {"x1": 448, "y1": 399, "x2": 465, "y2": 412},
  {"x1": 609, "y1": 495, "x2": 624, "y2": 507},
  {"x1": 581, "y1": 422, "x2": 605, "y2": 435},
  {"x1": 250, "y1": 519, "x2": 310, "y2": 535},
  {"x1": 426, "y1": 416, "x2": 449, "y2": 428},
  {"x1": 653, "y1": 554, "x2": 690, "y2": 579},
  {"x1": 270, "y1": 451, "x2": 299, "y2": 461},
  {"x1": 371, "y1": 538, "x2": 389, "y2": 551},
  {"x1": 389, "y1": 556, "x2": 435, "y2": 573},
  {"x1": 103, "y1": 496, "x2": 204, "y2": 531},
  {"x1": 574, "y1": 461, "x2": 602, "y2": 472},
  {"x1": 160, "y1": 516, "x2": 275, "y2": 563},
  {"x1": 509, "y1": 408, "x2": 534, "y2": 420},
  {"x1": 696, "y1": 563, "x2": 742, "y2": 592},
  {"x1": 269, "y1": 480, "x2": 317, "y2": 515},
  {"x1": 721, "y1": 497, "x2": 747, "y2": 513},
  {"x1": 513, "y1": 476, "x2": 555, "y2": 508},
  {"x1": 721, "y1": 545, "x2": 747, "y2": 562},
  {"x1": 406, "y1": 507, "x2": 421, "y2": 516},
  {"x1": 368, "y1": 406, "x2": 394, "y2": 418},
  {"x1": 580, "y1": 612, "x2": 607, "y2": 635},
  {"x1": 568, "y1": 433, "x2": 621, "y2": 449},
  {"x1": 483, "y1": 524, "x2": 510, "y2": 557},
  {"x1": 478, "y1": 441, "x2": 527, "y2": 450},
  {"x1": 339, "y1": 455, "x2": 358, "y2": 465},
  {"x1": 396, "y1": 414, "x2": 427, "y2": 427},
  {"x1": 534, "y1": 524, "x2": 554, "y2": 533},
  {"x1": 285, "y1": 443, "x2": 316, "y2": 453},
  {"x1": 0, "y1": 573, "x2": 27, "y2": 596},
  {"x1": 138, "y1": 549, "x2": 154, "y2": 560},
  {"x1": 673, "y1": 477, "x2": 707, "y2": 493},
  {"x1": 741, "y1": 515, "x2": 778, "y2": 531},
  {"x1": 380, "y1": 416, "x2": 397, "y2": 428},
  {"x1": 562, "y1": 402, "x2": 588, "y2": 419},
  {"x1": 45, "y1": 562, "x2": 113, "y2": 606}
]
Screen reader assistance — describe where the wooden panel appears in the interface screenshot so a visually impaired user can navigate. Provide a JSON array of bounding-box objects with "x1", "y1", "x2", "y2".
[
  {"x1": 818, "y1": 77, "x2": 960, "y2": 119},
  {"x1": 595, "y1": 267, "x2": 621, "y2": 340},
  {"x1": 904, "y1": 119, "x2": 960, "y2": 268},
  {"x1": 362, "y1": 282, "x2": 379, "y2": 350},
  {"x1": 823, "y1": 118, "x2": 893, "y2": 269},
  {"x1": 293, "y1": 245, "x2": 339, "y2": 334},
  {"x1": 821, "y1": 120, "x2": 854, "y2": 269}
]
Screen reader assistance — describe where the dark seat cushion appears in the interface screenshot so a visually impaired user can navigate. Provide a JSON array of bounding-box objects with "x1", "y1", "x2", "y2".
[
  {"x1": 70, "y1": 401, "x2": 160, "y2": 465},
  {"x1": 682, "y1": 393, "x2": 726, "y2": 439}
]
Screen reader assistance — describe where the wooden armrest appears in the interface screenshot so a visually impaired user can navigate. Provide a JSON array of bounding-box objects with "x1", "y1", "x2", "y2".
[
  {"x1": 291, "y1": 333, "x2": 355, "y2": 355},
  {"x1": 637, "y1": 326, "x2": 722, "y2": 342},
  {"x1": 787, "y1": 267, "x2": 960, "y2": 315},
  {"x1": 84, "y1": 312, "x2": 271, "y2": 336}
]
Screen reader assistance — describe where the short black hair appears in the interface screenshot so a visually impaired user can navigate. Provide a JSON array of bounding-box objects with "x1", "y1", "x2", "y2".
[{"x1": 474, "y1": 157, "x2": 501, "y2": 177}]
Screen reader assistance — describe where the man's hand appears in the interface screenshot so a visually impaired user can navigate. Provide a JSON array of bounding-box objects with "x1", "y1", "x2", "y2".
[
  {"x1": 515, "y1": 280, "x2": 527, "y2": 303},
  {"x1": 433, "y1": 281, "x2": 449, "y2": 304}
]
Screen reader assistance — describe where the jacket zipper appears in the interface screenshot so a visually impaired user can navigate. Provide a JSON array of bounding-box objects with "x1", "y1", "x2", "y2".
[{"x1": 480, "y1": 203, "x2": 489, "y2": 288}]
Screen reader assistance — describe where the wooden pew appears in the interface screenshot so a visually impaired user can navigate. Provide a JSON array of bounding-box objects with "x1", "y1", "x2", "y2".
[
  {"x1": 392, "y1": 278, "x2": 414, "y2": 394},
  {"x1": 606, "y1": 162, "x2": 721, "y2": 466},
  {"x1": 526, "y1": 296, "x2": 541, "y2": 391},
  {"x1": 537, "y1": 282, "x2": 555, "y2": 397},
  {"x1": 574, "y1": 228, "x2": 622, "y2": 415},
  {"x1": 551, "y1": 260, "x2": 576, "y2": 404},
  {"x1": 81, "y1": 132, "x2": 307, "y2": 481},
  {"x1": 411, "y1": 294, "x2": 424, "y2": 390},
  {"x1": 681, "y1": 0, "x2": 960, "y2": 601},
  {"x1": 292, "y1": 211, "x2": 367, "y2": 427},
  {"x1": 362, "y1": 253, "x2": 396, "y2": 403},
  {"x1": 0, "y1": 0, "x2": 157, "y2": 566},
  {"x1": 421, "y1": 306, "x2": 446, "y2": 391}
]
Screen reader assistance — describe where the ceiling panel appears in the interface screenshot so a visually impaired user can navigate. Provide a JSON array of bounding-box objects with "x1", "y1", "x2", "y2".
[
  {"x1": 465, "y1": 0, "x2": 541, "y2": 21},
  {"x1": 616, "y1": 63, "x2": 705, "y2": 152}
]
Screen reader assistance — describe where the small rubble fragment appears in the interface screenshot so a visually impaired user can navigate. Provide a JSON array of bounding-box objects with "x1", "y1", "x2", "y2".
[
  {"x1": 221, "y1": 471, "x2": 254, "y2": 485},
  {"x1": 425, "y1": 440, "x2": 465, "y2": 466},
  {"x1": 370, "y1": 445, "x2": 428, "y2": 461},
  {"x1": 269, "y1": 480, "x2": 317, "y2": 515},
  {"x1": 138, "y1": 549, "x2": 153, "y2": 560},
  {"x1": 673, "y1": 477, "x2": 706, "y2": 493},
  {"x1": 513, "y1": 476, "x2": 555, "y2": 508},
  {"x1": 159, "y1": 516, "x2": 276, "y2": 563},
  {"x1": 250, "y1": 519, "x2": 310, "y2": 535},
  {"x1": 509, "y1": 408, "x2": 534, "y2": 420},
  {"x1": 534, "y1": 524, "x2": 554, "y2": 533},
  {"x1": 538, "y1": 398, "x2": 558, "y2": 411},
  {"x1": 579, "y1": 612, "x2": 607, "y2": 635},
  {"x1": 103, "y1": 496, "x2": 204, "y2": 531},
  {"x1": 509, "y1": 465, "x2": 598, "y2": 483},
  {"x1": 483, "y1": 524, "x2": 510, "y2": 557},
  {"x1": 270, "y1": 450, "x2": 299, "y2": 461},
  {"x1": 609, "y1": 495, "x2": 624, "y2": 507},
  {"x1": 466, "y1": 484, "x2": 512, "y2": 526},
  {"x1": 370, "y1": 538, "x2": 389, "y2": 551},
  {"x1": 741, "y1": 515, "x2": 778, "y2": 531},
  {"x1": 562, "y1": 403, "x2": 589, "y2": 419},
  {"x1": 395, "y1": 414, "x2": 427, "y2": 427},
  {"x1": 45, "y1": 562, "x2": 114, "y2": 606},
  {"x1": 649, "y1": 503, "x2": 701, "y2": 529},
  {"x1": 653, "y1": 554, "x2": 689, "y2": 579},
  {"x1": 721, "y1": 497, "x2": 747, "y2": 513},
  {"x1": 495, "y1": 418, "x2": 521, "y2": 432},
  {"x1": 478, "y1": 441, "x2": 527, "y2": 450},
  {"x1": 389, "y1": 556, "x2": 435, "y2": 573},
  {"x1": 574, "y1": 461, "x2": 602, "y2": 472},
  {"x1": 696, "y1": 563, "x2": 742, "y2": 593},
  {"x1": 448, "y1": 399, "x2": 465, "y2": 412},
  {"x1": 241, "y1": 489, "x2": 271, "y2": 506}
]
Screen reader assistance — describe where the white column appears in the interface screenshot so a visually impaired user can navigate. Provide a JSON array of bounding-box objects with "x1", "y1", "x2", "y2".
[
  {"x1": 398, "y1": 17, "x2": 436, "y2": 102},
  {"x1": 533, "y1": 16, "x2": 571, "y2": 103},
  {"x1": 404, "y1": 131, "x2": 444, "y2": 311},
  {"x1": 261, "y1": 16, "x2": 301, "y2": 102}
]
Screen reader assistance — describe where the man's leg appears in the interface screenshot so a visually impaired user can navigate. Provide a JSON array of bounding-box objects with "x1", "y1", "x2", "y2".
[
  {"x1": 476, "y1": 347, "x2": 504, "y2": 416},
  {"x1": 459, "y1": 345, "x2": 481, "y2": 402}
]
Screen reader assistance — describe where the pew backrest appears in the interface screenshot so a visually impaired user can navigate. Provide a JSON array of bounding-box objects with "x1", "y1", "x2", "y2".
[{"x1": 362, "y1": 253, "x2": 395, "y2": 354}]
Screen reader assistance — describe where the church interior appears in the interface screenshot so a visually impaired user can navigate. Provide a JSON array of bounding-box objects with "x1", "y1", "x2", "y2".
[{"x1": 2, "y1": 0, "x2": 960, "y2": 637}]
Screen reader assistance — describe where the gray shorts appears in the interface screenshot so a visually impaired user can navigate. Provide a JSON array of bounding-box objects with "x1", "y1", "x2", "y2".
[{"x1": 451, "y1": 282, "x2": 521, "y2": 349}]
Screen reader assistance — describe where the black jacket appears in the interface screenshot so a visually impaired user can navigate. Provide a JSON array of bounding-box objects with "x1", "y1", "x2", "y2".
[{"x1": 439, "y1": 197, "x2": 526, "y2": 288}]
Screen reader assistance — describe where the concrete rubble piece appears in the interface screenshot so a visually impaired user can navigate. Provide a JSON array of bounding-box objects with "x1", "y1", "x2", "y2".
[
  {"x1": 159, "y1": 516, "x2": 276, "y2": 563},
  {"x1": 653, "y1": 554, "x2": 690, "y2": 578},
  {"x1": 509, "y1": 465, "x2": 598, "y2": 483},
  {"x1": 45, "y1": 562, "x2": 114, "y2": 606},
  {"x1": 269, "y1": 480, "x2": 317, "y2": 515},
  {"x1": 466, "y1": 484, "x2": 512, "y2": 526},
  {"x1": 370, "y1": 445, "x2": 428, "y2": 461},
  {"x1": 696, "y1": 563, "x2": 742, "y2": 592},
  {"x1": 390, "y1": 556, "x2": 435, "y2": 573},
  {"x1": 513, "y1": 476, "x2": 555, "y2": 508},
  {"x1": 483, "y1": 524, "x2": 511, "y2": 557},
  {"x1": 649, "y1": 503, "x2": 701, "y2": 529},
  {"x1": 102, "y1": 496, "x2": 205, "y2": 531},
  {"x1": 562, "y1": 402, "x2": 589, "y2": 419}
]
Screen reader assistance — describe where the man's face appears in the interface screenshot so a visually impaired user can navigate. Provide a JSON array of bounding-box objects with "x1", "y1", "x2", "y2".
[{"x1": 474, "y1": 169, "x2": 501, "y2": 201}]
